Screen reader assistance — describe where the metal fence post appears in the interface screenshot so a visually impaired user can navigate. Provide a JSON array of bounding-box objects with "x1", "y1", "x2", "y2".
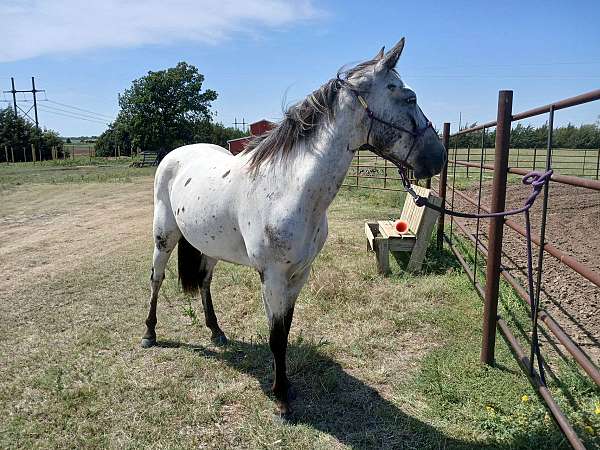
[
  {"x1": 466, "y1": 146, "x2": 470, "y2": 178},
  {"x1": 596, "y1": 148, "x2": 600, "y2": 180},
  {"x1": 481, "y1": 90, "x2": 512, "y2": 365},
  {"x1": 384, "y1": 159, "x2": 388, "y2": 189},
  {"x1": 356, "y1": 151, "x2": 360, "y2": 186},
  {"x1": 533, "y1": 147, "x2": 537, "y2": 170},
  {"x1": 436, "y1": 123, "x2": 450, "y2": 251}
]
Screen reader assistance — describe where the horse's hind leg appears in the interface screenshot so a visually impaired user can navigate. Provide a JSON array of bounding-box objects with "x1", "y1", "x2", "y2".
[
  {"x1": 141, "y1": 210, "x2": 181, "y2": 348},
  {"x1": 198, "y1": 256, "x2": 227, "y2": 345}
]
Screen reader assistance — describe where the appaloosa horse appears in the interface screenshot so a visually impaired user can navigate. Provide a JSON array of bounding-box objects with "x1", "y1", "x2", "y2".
[{"x1": 141, "y1": 38, "x2": 446, "y2": 418}]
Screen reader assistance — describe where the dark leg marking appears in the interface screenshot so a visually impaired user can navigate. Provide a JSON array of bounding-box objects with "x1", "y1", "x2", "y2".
[
  {"x1": 156, "y1": 235, "x2": 168, "y2": 250},
  {"x1": 184, "y1": 177, "x2": 192, "y2": 186},
  {"x1": 142, "y1": 272, "x2": 158, "y2": 348},
  {"x1": 221, "y1": 170, "x2": 231, "y2": 178},
  {"x1": 199, "y1": 259, "x2": 227, "y2": 346},
  {"x1": 270, "y1": 308, "x2": 295, "y2": 418}
]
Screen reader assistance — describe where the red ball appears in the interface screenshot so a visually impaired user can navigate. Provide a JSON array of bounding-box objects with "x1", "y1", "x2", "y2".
[{"x1": 395, "y1": 219, "x2": 409, "y2": 234}]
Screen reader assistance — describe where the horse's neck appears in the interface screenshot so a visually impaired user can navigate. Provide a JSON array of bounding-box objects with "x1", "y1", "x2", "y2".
[{"x1": 288, "y1": 104, "x2": 363, "y2": 213}]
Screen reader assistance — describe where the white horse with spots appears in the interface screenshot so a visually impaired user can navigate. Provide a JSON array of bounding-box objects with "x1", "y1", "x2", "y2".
[{"x1": 142, "y1": 38, "x2": 446, "y2": 418}]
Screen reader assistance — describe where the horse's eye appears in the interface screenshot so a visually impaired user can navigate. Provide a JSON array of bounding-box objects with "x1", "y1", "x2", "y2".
[
  {"x1": 406, "y1": 96, "x2": 417, "y2": 104},
  {"x1": 386, "y1": 84, "x2": 396, "y2": 91}
]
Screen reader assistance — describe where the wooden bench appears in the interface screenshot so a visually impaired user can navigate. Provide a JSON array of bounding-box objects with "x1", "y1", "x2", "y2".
[
  {"x1": 131, "y1": 150, "x2": 159, "y2": 167},
  {"x1": 365, "y1": 185, "x2": 442, "y2": 274}
]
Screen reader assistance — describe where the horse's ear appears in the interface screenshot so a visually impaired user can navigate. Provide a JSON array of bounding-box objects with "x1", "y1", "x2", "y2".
[
  {"x1": 375, "y1": 38, "x2": 405, "y2": 72},
  {"x1": 374, "y1": 46, "x2": 385, "y2": 60}
]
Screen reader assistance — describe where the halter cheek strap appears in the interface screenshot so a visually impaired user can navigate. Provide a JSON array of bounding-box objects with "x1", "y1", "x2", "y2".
[{"x1": 349, "y1": 90, "x2": 434, "y2": 166}]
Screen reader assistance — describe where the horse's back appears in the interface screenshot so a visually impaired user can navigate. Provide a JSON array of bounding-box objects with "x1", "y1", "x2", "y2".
[
  {"x1": 154, "y1": 143, "x2": 236, "y2": 191},
  {"x1": 153, "y1": 143, "x2": 253, "y2": 265}
]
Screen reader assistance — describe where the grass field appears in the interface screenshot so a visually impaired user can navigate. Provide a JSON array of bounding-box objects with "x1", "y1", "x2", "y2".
[
  {"x1": 0, "y1": 160, "x2": 598, "y2": 449},
  {"x1": 344, "y1": 148, "x2": 600, "y2": 193}
]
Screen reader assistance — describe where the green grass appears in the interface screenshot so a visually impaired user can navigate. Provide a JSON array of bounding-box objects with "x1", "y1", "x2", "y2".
[
  {"x1": 448, "y1": 147, "x2": 600, "y2": 179},
  {"x1": 0, "y1": 164, "x2": 598, "y2": 449},
  {"x1": 0, "y1": 157, "x2": 154, "y2": 192}
]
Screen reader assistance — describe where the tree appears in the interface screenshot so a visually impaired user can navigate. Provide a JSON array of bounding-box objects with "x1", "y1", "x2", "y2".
[
  {"x1": 0, "y1": 108, "x2": 64, "y2": 162},
  {"x1": 118, "y1": 62, "x2": 218, "y2": 152}
]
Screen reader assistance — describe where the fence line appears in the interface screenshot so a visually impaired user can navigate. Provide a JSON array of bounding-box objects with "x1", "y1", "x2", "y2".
[
  {"x1": 436, "y1": 88, "x2": 600, "y2": 450},
  {"x1": 341, "y1": 88, "x2": 600, "y2": 449}
]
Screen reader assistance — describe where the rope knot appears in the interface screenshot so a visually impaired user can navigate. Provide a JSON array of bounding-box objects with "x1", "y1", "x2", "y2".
[{"x1": 522, "y1": 170, "x2": 553, "y2": 189}]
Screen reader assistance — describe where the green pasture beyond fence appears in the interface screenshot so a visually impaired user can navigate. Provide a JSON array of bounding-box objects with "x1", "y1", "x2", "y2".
[{"x1": 342, "y1": 147, "x2": 600, "y2": 192}]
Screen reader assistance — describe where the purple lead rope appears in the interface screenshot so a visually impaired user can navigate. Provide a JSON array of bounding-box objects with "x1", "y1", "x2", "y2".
[{"x1": 399, "y1": 168, "x2": 553, "y2": 383}]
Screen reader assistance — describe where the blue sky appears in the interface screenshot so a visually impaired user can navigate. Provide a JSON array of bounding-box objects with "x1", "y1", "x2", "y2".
[{"x1": 1, "y1": 0, "x2": 599, "y2": 137}]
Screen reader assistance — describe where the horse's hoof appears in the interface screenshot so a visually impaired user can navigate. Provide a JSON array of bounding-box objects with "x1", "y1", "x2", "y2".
[
  {"x1": 273, "y1": 402, "x2": 294, "y2": 423},
  {"x1": 211, "y1": 333, "x2": 228, "y2": 346},
  {"x1": 141, "y1": 337, "x2": 156, "y2": 348}
]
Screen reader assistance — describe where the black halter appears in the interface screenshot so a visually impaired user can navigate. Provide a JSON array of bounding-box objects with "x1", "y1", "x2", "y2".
[{"x1": 340, "y1": 79, "x2": 434, "y2": 165}]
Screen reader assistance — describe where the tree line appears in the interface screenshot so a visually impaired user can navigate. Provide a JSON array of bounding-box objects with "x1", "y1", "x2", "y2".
[
  {"x1": 95, "y1": 62, "x2": 245, "y2": 157},
  {"x1": 0, "y1": 108, "x2": 64, "y2": 162},
  {"x1": 449, "y1": 121, "x2": 600, "y2": 149}
]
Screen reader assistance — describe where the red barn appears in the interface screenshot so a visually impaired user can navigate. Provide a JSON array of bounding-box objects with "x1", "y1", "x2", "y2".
[{"x1": 227, "y1": 119, "x2": 276, "y2": 155}]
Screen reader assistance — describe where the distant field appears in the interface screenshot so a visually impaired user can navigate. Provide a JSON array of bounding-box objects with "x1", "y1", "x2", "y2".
[
  {"x1": 0, "y1": 157, "x2": 153, "y2": 191},
  {"x1": 448, "y1": 147, "x2": 600, "y2": 178},
  {"x1": 63, "y1": 143, "x2": 96, "y2": 158}
]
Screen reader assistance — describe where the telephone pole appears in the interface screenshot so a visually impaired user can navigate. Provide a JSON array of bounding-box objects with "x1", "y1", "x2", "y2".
[
  {"x1": 4, "y1": 77, "x2": 45, "y2": 128},
  {"x1": 233, "y1": 117, "x2": 247, "y2": 132},
  {"x1": 10, "y1": 78, "x2": 17, "y2": 114},
  {"x1": 32, "y1": 77, "x2": 40, "y2": 130}
]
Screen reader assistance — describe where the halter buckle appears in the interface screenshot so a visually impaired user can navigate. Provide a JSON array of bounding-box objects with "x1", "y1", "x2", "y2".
[{"x1": 357, "y1": 95, "x2": 369, "y2": 110}]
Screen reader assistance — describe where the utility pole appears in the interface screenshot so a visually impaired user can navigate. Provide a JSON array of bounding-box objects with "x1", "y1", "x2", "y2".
[
  {"x1": 32, "y1": 77, "x2": 40, "y2": 130},
  {"x1": 5, "y1": 77, "x2": 45, "y2": 162},
  {"x1": 4, "y1": 77, "x2": 45, "y2": 125},
  {"x1": 233, "y1": 117, "x2": 248, "y2": 132},
  {"x1": 10, "y1": 78, "x2": 17, "y2": 114}
]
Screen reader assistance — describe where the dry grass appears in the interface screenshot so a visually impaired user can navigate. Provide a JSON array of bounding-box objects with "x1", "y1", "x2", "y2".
[{"x1": 0, "y1": 164, "x2": 597, "y2": 449}]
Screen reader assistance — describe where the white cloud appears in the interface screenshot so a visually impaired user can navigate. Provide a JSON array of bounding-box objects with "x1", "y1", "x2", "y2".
[{"x1": 0, "y1": 0, "x2": 320, "y2": 62}]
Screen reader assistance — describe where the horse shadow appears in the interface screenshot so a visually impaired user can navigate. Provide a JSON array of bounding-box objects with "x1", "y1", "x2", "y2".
[{"x1": 158, "y1": 337, "x2": 486, "y2": 449}]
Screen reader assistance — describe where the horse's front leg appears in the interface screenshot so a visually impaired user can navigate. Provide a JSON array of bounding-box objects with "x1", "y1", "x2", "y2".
[{"x1": 260, "y1": 266, "x2": 310, "y2": 418}]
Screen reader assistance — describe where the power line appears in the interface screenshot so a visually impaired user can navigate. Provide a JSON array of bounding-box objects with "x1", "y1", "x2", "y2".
[
  {"x1": 46, "y1": 99, "x2": 114, "y2": 120},
  {"x1": 41, "y1": 103, "x2": 114, "y2": 122},
  {"x1": 37, "y1": 105, "x2": 109, "y2": 124},
  {"x1": 406, "y1": 59, "x2": 600, "y2": 73}
]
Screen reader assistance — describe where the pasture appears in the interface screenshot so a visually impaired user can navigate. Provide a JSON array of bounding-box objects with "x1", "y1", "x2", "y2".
[{"x1": 0, "y1": 160, "x2": 598, "y2": 449}]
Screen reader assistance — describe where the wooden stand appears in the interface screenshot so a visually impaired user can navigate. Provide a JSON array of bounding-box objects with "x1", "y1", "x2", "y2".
[{"x1": 365, "y1": 185, "x2": 441, "y2": 274}]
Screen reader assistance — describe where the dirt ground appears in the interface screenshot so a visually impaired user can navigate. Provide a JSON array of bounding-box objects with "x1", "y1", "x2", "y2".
[
  {"x1": 0, "y1": 183, "x2": 153, "y2": 296},
  {"x1": 452, "y1": 180, "x2": 600, "y2": 364}
]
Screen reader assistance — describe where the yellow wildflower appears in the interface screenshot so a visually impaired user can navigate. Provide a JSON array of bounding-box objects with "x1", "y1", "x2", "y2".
[
  {"x1": 595, "y1": 404, "x2": 600, "y2": 415},
  {"x1": 485, "y1": 405, "x2": 495, "y2": 414},
  {"x1": 521, "y1": 394, "x2": 530, "y2": 403},
  {"x1": 584, "y1": 426, "x2": 595, "y2": 436}
]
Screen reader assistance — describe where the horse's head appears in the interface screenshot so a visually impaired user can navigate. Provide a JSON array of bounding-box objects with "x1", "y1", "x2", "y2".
[{"x1": 345, "y1": 38, "x2": 446, "y2": 179}]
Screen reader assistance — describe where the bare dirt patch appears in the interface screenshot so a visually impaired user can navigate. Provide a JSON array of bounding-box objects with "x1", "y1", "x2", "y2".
[{"x1": 0, "y1": 180, "x2": 153, "y2": 305}]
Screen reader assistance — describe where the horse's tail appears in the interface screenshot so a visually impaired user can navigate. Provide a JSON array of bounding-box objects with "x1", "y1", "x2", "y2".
[{"x1": 178, "y1": 236, "x2": 204, "y2": 295}]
